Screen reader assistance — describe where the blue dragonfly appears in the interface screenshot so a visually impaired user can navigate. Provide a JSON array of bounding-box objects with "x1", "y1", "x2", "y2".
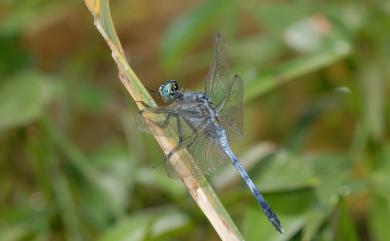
[{"x1": 137, "y1": 33, "x2": 283, "y2": 233}]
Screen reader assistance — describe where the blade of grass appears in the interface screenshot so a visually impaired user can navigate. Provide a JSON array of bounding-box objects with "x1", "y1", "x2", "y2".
[
  {"x1": 83, "y1": 0, "x2": 243, "y2": 240},
  {"x1": 38, "y1": 118, "x2": 85, "y2": 241},
  {"x1": 244, "y1": 41, "x2": 352, "y2": 102}
]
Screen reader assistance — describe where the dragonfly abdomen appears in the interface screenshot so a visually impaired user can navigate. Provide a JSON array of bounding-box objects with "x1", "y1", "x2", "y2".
[{"x1": 218, "y1": 131, "x2": 284, "y2": 234}]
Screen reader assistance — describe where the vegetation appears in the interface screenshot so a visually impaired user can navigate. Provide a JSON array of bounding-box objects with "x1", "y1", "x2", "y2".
[{"x1": 0, "y1": 0, "x2": 389, "y2": 240}]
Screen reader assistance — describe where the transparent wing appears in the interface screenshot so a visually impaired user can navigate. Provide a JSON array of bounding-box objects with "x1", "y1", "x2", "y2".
[
  {"x1": 189, "y1": 134, "x2": 229, "y2": 176},
  {"x1": 137, "y1": 104, "x2": 220, "y2": 178},
  {"x1": 164, "y1": 123, "x2": 230, "y2": 178},
  {"x1": 136, "y1": 105, "x2": 198, "y2": 142},
  {"x1": 173, "y1": 102, "x2": 231, "y2": 173},
  {"x1": 187, "y1": 126, "x2": 230, "y2": 176},
  {"x1": 218, "y1": 75, "x2": 244, "y2": 140},
  {"x1": 205, "y1": 33, "x2": 231, "y2": 107},
  {"x1": 136, "y1": 106, "x2": 177, "y2": 137},
  {"x1": 205, "y1": 34, "x2": 243, "y2": 140},
  {"x1": 137, "y1": 102, "x2": 230, "y2": 177}
]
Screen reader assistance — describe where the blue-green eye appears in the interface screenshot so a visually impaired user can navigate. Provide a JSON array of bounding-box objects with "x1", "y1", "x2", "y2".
[
  {"x1": 159, "y1": 84, "x2": 171, "y2": 99},
  {"x1": 164, "y1": 88, "x2": 170, "y2": 96},
  {"x1": 159, "y1": 80, "x2": 179, "y2": 101},
  {"x1": 159, "y1": 86, "x2": 168, "y2": 97}
]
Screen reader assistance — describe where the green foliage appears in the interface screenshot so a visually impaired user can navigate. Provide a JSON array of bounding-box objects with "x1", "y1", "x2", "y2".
[
  {"x1": 0, "y1": 0, "x2": 389, "y2": 240},
  {"x1": 98, "y1": 207, "x2": 191, "y2": 241},
  {"x1": 160, "y1": 0, "x2": 235, "y2": 72},
  {"x1": 0, "y1": 71, "x2": 53, "y2": 129}
]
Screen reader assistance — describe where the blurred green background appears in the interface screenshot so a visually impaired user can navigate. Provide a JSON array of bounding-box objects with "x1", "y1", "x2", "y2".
[{"x1": 0, "y1": 0, "x2": 389, "y2": 240}]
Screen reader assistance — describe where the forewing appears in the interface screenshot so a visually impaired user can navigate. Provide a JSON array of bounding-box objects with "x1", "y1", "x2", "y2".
[
  {"x1": 205, "y1": 33, "x2": 231, "y2": 107},
  {"x1": 218, "y1": 75, "x2": 244, "y2": 140}
]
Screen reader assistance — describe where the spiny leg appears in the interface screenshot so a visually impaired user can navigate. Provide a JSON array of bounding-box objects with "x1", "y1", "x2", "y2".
[
  {"x1": 159, "y1": 115, "x2": 196, "y2": 174},
  {"x1": 134, "y1": 100, "x2": 153, "y2": 109},
  {"x1": 139, "y1": 105, "x2": 177, "y2": 130},
  {"x1": 139, "y1": 107, "x2": 175, "y2": 116},
  {"x1": 157, "y1": 113, "x2": 173, "y2": 129},
  {"x1": 176, "y1": 115, "x2": 184, "y2": 143},
  {"x1": 165, "y1": 115, "x2": 198, "y2": 160},
  {"x1": 137, "y1": 100, "x2": 176, "y2": 116},
  {"x1": 165, "y1": 132, "x2": 199, "y2": 160},
  {"x1": 165, "y1": 117, "x2": 210, "y2": 160}
]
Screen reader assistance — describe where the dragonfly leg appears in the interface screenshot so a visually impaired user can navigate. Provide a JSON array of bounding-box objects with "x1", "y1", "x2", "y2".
[
  {"x1": 135, "y1": 100, "x2": 153, "y2": 109},
  {"x1": 139, "y1": 107, "x2": 175, "y2": 115},
  {"x1": 157, "y1": 113, "x2": 173, "y2": 129},
  {"x1": 138, "y1": 100, "x2": 176, "y2": 116},
  {"x1": 165, "y1": 133, "x2": 199, "y2": 160},
  {"x1": 138, "y1": 106, "x2": 177, "y2": 130},
  {"x1": 165, "y1": 117, "x2": 211, "y2": 160},
  {"x1": 162, "y1": 114, "x2": 171, "y2": 128},
  {"x1": 176, "y1": 116, "x2": 184, "y2": 143}
]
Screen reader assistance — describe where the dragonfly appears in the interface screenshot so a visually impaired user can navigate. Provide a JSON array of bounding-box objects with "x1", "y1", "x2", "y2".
[{"x1": 137, "y1": 33, "x2": 283, "y2": 233}]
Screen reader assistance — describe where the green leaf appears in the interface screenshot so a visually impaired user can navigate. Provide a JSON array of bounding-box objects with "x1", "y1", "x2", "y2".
[
  {"x1": 248, "y1": 2, "x2": 313, "y2": 34},
  {"x1": 369, "y1": 192, "x2": 390, "y2": 241},
  {"x1": 334, "y1": 199, "x2": 359, "y2": 241},
  {"x1": 359, "y1": 63, "x2": 386, "y2": 141},
  {"x1": 255, "y1": 151, "x2": 319, "y2": 192},
  {"x1": 98, "y1": 207, "x2": 191, "y2": 241},
  {"x1": 160, "y1": 0, "x2": 234, "y2": 71},
  {"x1": 244, "y1": 43, "x2": 351, "y2": 102},
  {"x1": 178, "y1": 35, "x2": 286, "y2": 83},
  {"x1": 302, "y1": 206, "x2": 332, "y2": 241},
  {"x1": 0, "y1": 71, "x2": 53, "y2": 130},
  {"x1": 230, "y1": 36, "x2": 286, "y2": 75},
  {"x1": 0, "y1": 1, "x2": 61, "y2": 35},
  {"x1": 369, "y1": 154, "x2": 390, "y2": 241},
  {"x1": 0, "y1": 34, "x2": 31, "y2": 74},
  {"x1": 310, "y1": 154, "x2": 351, "y2": 208},
  {"x1": 242, "y1": 207, "x2": 305, "y2": 241},
  {"x1": 265, "y1": 189, "x2": 315, "y2": 216},
  {"x1": 82, "y1": 143, "x2": 137, "y2": 226},
  {"x1": 135, "y1": 168, "x2": 185, "y2": 198},
  {"x1": 73, "y1": 82, "x2": 109, "y2": 113},
  {"x1": 0, "y1": 224, "x2": 31, "y2": 241}
]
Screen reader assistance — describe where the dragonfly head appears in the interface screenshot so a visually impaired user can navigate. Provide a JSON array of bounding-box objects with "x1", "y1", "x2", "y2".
[{"x1": 159, "y1": 80, "x2": 180, "y2": 102}]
